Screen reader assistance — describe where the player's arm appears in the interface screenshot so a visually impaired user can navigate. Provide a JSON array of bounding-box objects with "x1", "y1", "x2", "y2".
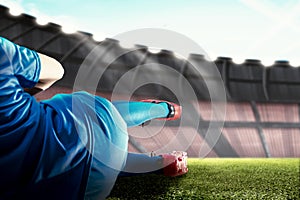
[
  {"x1": 0, "y1": 37, "x2": 64, "y2": 94},
  {"x1": 24, "y1": 53, "x2": 64, "y2": 95}
]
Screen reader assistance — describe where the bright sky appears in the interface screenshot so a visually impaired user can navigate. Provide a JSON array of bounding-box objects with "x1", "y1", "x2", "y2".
[{"x1": 1, "y1": 0, "x2": 300, "y2": 65}]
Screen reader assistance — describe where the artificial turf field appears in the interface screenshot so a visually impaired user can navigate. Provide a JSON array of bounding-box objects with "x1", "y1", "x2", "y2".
[{"x1": 107, "y1": 158, "x2": 299, "y2": 200}]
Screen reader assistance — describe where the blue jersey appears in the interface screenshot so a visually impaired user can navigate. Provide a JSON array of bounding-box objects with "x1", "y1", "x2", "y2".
[{"x1": 0, "y1": 37, "x2": 128, "y2": 199}]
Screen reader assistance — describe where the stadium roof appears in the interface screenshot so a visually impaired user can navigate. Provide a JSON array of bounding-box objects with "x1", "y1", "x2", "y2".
[{"x1": 1, "y1": 5, "x2": 300, "y2": 103}]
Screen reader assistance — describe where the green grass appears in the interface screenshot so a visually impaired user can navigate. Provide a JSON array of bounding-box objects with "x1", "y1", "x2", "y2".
[{"x1": 107, "y1": 158, "x2": 299, "y2": 200}]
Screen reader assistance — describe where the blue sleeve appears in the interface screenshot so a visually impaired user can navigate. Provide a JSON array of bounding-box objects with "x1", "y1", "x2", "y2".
[
  {"x1": 0, "y1": 37, "x2": 41, "y2": 88},
  {"x1": 0, "y1": 37, "x2": 41, "y2": 125}
]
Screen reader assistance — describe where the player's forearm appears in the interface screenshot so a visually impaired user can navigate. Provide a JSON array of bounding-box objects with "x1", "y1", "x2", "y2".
[
  {"x1": 1, "y1": 37, "x2": 64, "y2": 94},
  {"x1": 24, "y1": 53, "x2": 64, "y2": 95},
  {"x1": 34, "y1": 53, "x2": 64, "y2": 91}
]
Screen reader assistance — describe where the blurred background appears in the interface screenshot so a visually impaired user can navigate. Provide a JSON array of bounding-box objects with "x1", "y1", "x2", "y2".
[{"x1": 0, "y1": 1, "x2": 299, "y2": 158}]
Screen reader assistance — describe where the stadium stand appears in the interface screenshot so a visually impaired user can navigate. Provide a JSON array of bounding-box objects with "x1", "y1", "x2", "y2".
[{"x1": 0, "y1": 4, "x2": 299, "y2": 158}]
